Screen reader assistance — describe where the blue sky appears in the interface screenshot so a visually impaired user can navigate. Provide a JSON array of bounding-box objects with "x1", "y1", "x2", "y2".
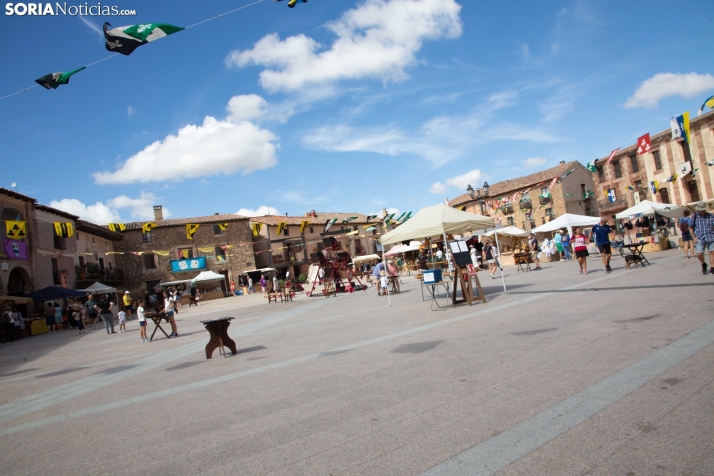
[{"x1": 1, "y1": 0, "x2": 712, "y2": 223}]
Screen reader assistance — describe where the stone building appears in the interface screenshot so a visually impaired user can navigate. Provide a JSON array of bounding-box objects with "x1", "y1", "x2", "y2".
[
  {"x1": 449, "y1": 161, "x2": 599, "y2": 231},
  {"x1": 593, "y1": 109, "x2": 714, "y2": 217},
  {"x1": 112, "y1": 207, "x2": 254, "y2": 294},
  {"x1": 33, "y1": 204, "x2": 78, "y2": 290},
  {"x1": 0, "y1": 187, "x2": 37, "y2": 296},
  {"x1": 250, "y1": 211, "x2": 388, "y2": 279},
  {"x1": 74, "y1": 220, "x2": 123, "y2": 290}
]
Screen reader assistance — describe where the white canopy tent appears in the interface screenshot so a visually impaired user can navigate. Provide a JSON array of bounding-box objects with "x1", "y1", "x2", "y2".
[
  {"x1": 383, "y1": 244, "x2": 404, "y2": 256},
  {"x1": 479, "y1": 226, "x2": 528, "y2": 239},
  {"x1": 399, "y1": 241, "x2": 423, "y2": 253},
  {"x1": 381, "y1": 204, "x2": 495, "y2": 245},
  {"x1": 531, "y1": 213, "x2": 601, "y2": 237},
  {"x1": 351, "y1": 254, "x2": 381, "y2": 264},
  {"x1": 380, "y1": 204, "x2": 503, "y2": 295},
  {"x1": 82, "y1": 282, "x2": 117, "y2": 295},
  {"x1": 614, "y1": 200, "x2": 678, "y2": 219},
  {"x1": 191, "y1": 271, "x2": 226, "y2": 282}
]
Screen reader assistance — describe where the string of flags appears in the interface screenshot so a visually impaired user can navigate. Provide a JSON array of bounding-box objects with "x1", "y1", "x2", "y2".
[{"x1": 2, "y1": 0, "x2": 287, "y2": 101}]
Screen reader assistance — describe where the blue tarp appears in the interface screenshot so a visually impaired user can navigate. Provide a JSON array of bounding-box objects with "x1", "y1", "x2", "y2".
[{"x1": 27, "y1": 286, "x2": 87, "y2": 301}]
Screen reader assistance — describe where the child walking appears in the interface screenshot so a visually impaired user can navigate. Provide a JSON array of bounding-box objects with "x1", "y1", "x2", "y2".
[
  {"x1": 379, "y1": 271, "x2": 388, "y2": 296},
  {"x1": 118, "y1": 309, "x2": 127, "y2": 333},
  {"x1": 137, "y1": 299, "x2": 148, "y2": 342}
]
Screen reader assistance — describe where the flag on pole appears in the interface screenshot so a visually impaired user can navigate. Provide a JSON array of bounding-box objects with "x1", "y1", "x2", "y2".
[
  {"x1": 699, "y1": 95, "x2": 714, "y2": 116},
  {"x1": 670, "y1": 118, "x2": 682, "y2": 140},
  {"x1": 323, "y1": 218, "x2": 338, "y2": 233},
  {"x1": 103, "y1": 22, "x2": 184, "y2": 55},
  {"x1": 650, "y1": 180, "x2": 659, "y2": 194},
  {"x1": 636, "y1": 133, "x2": 651, "y2": 155},
  {"x1": 607, "y1": 189, "x2": 616, "y2": 203},
  {"x1": 586, "y1": 161, "x2": 596, "y2": 173},
  {"x1": 676, "y1": 112, "x2": 690, "y2": 144},
  {"x1": 299, "y1": 220, "x2": 310, "y2": 234},
  {"x1": 107, "y1": 223, "x2": 126, "y2": 232},
  {"x1": 35, "y1": 67, "x2": 86, "y2": 90},
  {"x1": 605, "y1": 148, "x2": 620, "y2": 165},
  {"x1": 185, "y1": 224, "x2": 199, "y2": 240}
]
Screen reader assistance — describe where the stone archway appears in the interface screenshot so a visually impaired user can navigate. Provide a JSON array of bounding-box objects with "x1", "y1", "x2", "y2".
[{"x1": 7, "y1": 267, "x2": 31, "y2": 296}]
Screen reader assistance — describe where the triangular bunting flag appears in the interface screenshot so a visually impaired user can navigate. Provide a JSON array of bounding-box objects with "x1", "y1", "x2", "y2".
[{"x1": 35, "y1": 67, "x2": 86, "y2": 90}]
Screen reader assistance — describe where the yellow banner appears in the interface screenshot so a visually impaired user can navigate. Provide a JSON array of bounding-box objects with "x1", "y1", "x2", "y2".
[
  {"x1": 5, "y1": 220, "x2": 26, "y2": 239},
  {"x1": 251, "y1": 223, "x2": 262, "y2": 236},
  {"x1": 142, "y1": 222, "x2": 156, "y2": 234},
  {"x1": 276, "y1": 222, "x2": 287, "y2": 235},
  {"x1": 186, "y1": 224, "x2": 200, "y2": 240},
  {"x1": 300, "y1": 220, "x2": 310, "y2": 234},
  {"x1": 53, "y1": 222, "x2": 74, "y2": 238},
  {"x1": 218, "y1": 223, "x2": 228, "y2": 231},
  {"x1": 107, "y1": 223, "x2": 126, "y2": 232}
]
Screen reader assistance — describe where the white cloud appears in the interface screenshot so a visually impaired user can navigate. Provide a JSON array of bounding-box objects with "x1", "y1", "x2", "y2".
[
  {"x1": 625, "y1": 73, "x2": 714, "y2": 109},
  {"x1": 226, "y1": 0, "x2": 462, "y2": 93},
  {"x1": 226, "y1": 94, "x2": 267, "y2": 121},
  {"x1": 386, "y1": 207, "x2": 400, "y2": 215},
  {"x1": 445, "y1": 169, "x2": 482, "y2": 189},
  {"x1": 93, "y1": 95, "x2": 279, "y2": 184},
  {"x1": 127, "y1": 106, "x2": 136, "y2": 117},
  {"x1": 48, "y1": 192, "x2": 170, "y2": 225},
  {"x1": 429, "y1": 182, "x2": 447, "y2": 194},
  {"x1": 236, "y1": 206, "x2": 281, "y2": 217},
  {"x1": 523, "y1": 157, "x2": 547, "y2": 167}
]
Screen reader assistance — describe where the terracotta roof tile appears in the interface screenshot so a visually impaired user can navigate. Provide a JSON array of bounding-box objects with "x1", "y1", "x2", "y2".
[
  {"x1": 0, "y1": 187, "x2": 37, "y2": 203},
  {"x1": 34, "y1": 203, "x2": 80, "y2": 220},
  {"x1": 251, "y1": 212, "x2": 376, "y2": 226},
  {"x1": 450, "y1": 161, "x2": 582, "y2": 206},
  {"x1": 120, "y1": 214, "x2": 248, "y2": 231}
]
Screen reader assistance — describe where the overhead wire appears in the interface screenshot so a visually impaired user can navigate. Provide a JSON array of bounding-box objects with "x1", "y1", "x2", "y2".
[{"x1": 1, "y1": 0, "x2": 265, "y2": 102}]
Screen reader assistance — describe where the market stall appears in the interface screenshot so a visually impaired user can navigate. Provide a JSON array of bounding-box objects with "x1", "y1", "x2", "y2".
[
  {"x1": 0, "y1": 295, "x2": 34, "y2": 340},
  {"x1": 381, "y1": 204, "x2": 499, "y2": 304},
  {"x1": 191, "y1": 271, "x2": 229, "y2": 301},
  {"x1": 615, "y1": 200, "x2": 680, "y2": 251},
  {"x1": 25, "y1": 286, "x2": 88, "y2": 334},
  {"x1": 479, "y1": 227, "x2": 528, "y2": 267}
]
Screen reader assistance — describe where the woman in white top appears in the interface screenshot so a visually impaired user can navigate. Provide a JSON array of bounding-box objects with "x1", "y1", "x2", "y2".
[
  {"x1": 161, "y1": 292, "x2": 178, "y2": 337},
  {"x1": 137, "y1": 299, "x2": 148, "y2": 342}
]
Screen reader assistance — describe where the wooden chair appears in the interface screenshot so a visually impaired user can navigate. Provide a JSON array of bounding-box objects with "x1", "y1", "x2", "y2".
[
  {"x1": 515, "y1": 253, "x2": 531, "y2": 272},
  {"x1": 266, "y1": 282, "x2": 280, "y2": 304},
  {"x1": 281, "y1": 281, "x2": 293, "y2": 303},
  {"x1": 323, "y1": 281, "x2": 336, "y2": 298}
]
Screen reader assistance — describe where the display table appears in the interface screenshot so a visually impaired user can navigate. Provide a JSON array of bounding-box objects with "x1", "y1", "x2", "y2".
[
  {"x1": 145, "y1": 312, "x2": 171, "y2": 341},
  {"x1": 30, "y1": 319, "x2": 48, "y2": 335},
  {"x1": 200, "y1": 317, "x2": 237, "y2": 359},
  {"x1": 420, "y1": 280, "x2": 450, "y2": 311},
  {"x1": 623, "y1": 243, "x2": 650, "y2": 265}
]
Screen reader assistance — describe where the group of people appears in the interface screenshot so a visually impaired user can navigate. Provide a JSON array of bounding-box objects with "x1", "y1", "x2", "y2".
[{"x1": 678, "y1": 202, "x2": 714, "y2": 275}]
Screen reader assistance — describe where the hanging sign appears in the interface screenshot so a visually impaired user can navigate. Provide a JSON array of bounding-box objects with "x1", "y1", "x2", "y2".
[{"x1": 170, "y1": 256, "x2": 207, "y2": 273}]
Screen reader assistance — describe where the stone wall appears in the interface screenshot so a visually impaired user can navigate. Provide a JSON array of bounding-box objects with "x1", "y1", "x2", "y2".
[{"x1": 113, "y1": 220, "x2": 255, "y2": 295}]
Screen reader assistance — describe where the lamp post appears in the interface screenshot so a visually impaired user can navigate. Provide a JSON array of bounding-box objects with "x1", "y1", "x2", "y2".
[{"x1": 466, "y1": 182, "x2": 490, "y2": 215}]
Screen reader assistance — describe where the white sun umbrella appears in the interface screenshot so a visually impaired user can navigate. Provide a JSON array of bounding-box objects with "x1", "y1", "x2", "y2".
[
  {"x1": 531, "y1": 213, "x2": 601, "y2": 238},
  {"x1": 614, "y1": 200, "x2": 677, "y2": 219},
  {"x1": 384, "y1": 244, "x2": 404, "y2": 256}
]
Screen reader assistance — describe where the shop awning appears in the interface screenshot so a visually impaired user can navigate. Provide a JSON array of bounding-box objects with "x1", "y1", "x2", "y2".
[
  {"x1": 0, "y1": 295, "x2": 34, "y2": 305},
  {"x1": 192, "y1": 271, "x2": 226, "y2": 282},
  {"x1": 26, "y1": 286, "x2": 87, "y2": 301},
  {"x1": 81, "y1": 282, "x2": 117, "y2": 295}
]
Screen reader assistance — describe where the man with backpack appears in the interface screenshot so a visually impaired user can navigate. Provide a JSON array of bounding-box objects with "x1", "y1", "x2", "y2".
[
  {"x1": 678, "y1": 209, "x2": 694, "y2": 260},
  {"x1": 690, "y1": 202, "x2": 714, "y2": 275}
]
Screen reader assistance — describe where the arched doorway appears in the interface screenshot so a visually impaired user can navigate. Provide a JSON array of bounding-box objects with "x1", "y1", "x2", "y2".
[{"x1": 7, "y1": 267, "x2": 31, "y2": 296}]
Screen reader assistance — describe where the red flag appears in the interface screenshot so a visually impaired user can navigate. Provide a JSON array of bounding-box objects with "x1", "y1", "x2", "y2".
[
  {"x1": 548, "y1": 176, "x2": 558, "y2": 189},
  {"x1": 605, "y1": 147, "x2": 620, "y2": 165},
  {"x1": 636, "y1": 133, "x2": 651, "y2": 155}
]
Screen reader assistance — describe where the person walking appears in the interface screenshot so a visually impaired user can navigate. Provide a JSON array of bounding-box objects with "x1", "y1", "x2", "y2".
[
  {"x1": 690, "y1": 202, "x2": 714, "y2": 275},
  {"x1": 137, "y1": 299, "x2": 148, "y2": 342},
  {"x1": 572, "y1": 227, "x2": 589, "y2": 275},
  {"x1": 117, "y1": 308, "x2": 127, "y2": 333},
  {"x1": 592, "y1": 217, "x2": 613, "y2": 273},
  {"x1": 259, "y1": 275, "x2": 267, "y2": 296},
  {"x1": 54, "y1": 302, "x2": 63, "y2": 332},
  {"x1": 483, "y1": 241, "x2": 498, "y2": 278},
  {"x1": 161, "y1": 292, "x2": 179, "y2": 337},
  {"x1": 230, "y1": 281, "x2": 236, "y2": 296},
  {"x1": 69, "y1": 300, "x2": 85, "y2": 335},
  {"x1": 189, "y1": 283, "x2": 198, "y2": 307},
  {"x1": 122, "y1": 291, "x2": 132, "y2": 319},
  {"x1": 85, "y1": 294, "x2": 98, "y2": 330},
  {"x1": 95, "y1": 297, "x2": 116, "y2": 334},
  {"x1": 679, "y1": 209, "x2": 694, "y2": 259},
  {"x1": 553, "y1": 230, "x2": 563, "y2": 258},
  {"x1": 469, "y1": 245, "x2": 479, "y2": 268},
  {"x1": 247, "y1": 276, "x2": 256, "y2": 294},
  {"x1": 44, "y1": 303, "x2": 56, "y2": 334},
  {"x1": 528, "y1": 233, "x2": 542, "y2": 270},
  {"x1": 561, "y1": 230, "x2": 572, "y2": 260},
  {"x1": 372, "y1": 260, "x2": 385, "y2": 292},
  {"x1": 2, "y1": 308, "x2": 15, "y2": 342}
]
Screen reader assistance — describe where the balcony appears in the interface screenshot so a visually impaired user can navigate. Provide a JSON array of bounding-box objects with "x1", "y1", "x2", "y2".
[
  {"x1": 519, "y1": 200, "x2": 533, "y2": 210},
  {"x1": 539, "y1": 196, "x2": 552, "y2": 205},
  {"x1": 500, "y1": 205, "x2": 514, "y2": 215},
  {"x1": 598, "y1": 197, "x2": 629, "y2": 212},
  {"x1": 76, "y1": 265, "x2": 124, "y2": 287}
]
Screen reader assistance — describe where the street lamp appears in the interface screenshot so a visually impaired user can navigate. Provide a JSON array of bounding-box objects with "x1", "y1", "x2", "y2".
[
  {"x1": 482, "y1": 181, "x2": 489, "y2": 197},
  {"x1": 466, "y1": 184, "x2": 475, "y2": 199},
  {"x1": 467, "y1": 183, "x2": 490, "y2": 215}
]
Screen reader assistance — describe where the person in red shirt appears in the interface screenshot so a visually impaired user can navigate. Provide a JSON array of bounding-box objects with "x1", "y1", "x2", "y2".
[{"x1": 572, "y1": 227, "x2": 589, "y2": 275}]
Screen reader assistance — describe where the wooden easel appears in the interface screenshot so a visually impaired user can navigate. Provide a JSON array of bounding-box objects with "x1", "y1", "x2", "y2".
[{"x1": 451, "y1": 266, "x2": 487, "y2": 306}]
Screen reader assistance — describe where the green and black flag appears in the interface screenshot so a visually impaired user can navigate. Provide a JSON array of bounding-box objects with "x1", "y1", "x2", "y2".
[
  {"x1": 104, "y1": 22, "x2": 184, "y2": 55},
  {"x1": 35, "y1": 67, "x2": 86, "y2": 90}
]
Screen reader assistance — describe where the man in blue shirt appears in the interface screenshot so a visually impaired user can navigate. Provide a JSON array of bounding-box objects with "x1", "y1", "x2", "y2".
[
  {"x1": 372, "y1": 261, "x2": 385, "y2": 293},
  {"x1": 690, "y1": 201, "x2": 714, "y2": 275},
  {"x1": 591, "y1": 217, "x2": 613, "y2": 273}
]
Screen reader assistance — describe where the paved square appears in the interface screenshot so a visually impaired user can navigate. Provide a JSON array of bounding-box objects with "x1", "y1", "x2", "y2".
[{"x1": 1, "y1": 249, "x2": 713, "y2": 475}]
